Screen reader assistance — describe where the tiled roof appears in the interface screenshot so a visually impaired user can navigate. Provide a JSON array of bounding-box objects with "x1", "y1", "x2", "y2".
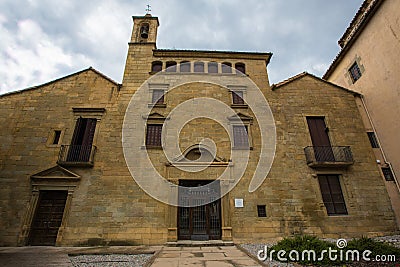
[{"x1": 153, "y1": 49, "x2": 272, "y2": 62}]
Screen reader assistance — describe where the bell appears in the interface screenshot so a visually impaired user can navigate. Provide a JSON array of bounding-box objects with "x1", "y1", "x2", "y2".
[{"x1": 141, "y1": 28, "x2": 149, "y2": 39}]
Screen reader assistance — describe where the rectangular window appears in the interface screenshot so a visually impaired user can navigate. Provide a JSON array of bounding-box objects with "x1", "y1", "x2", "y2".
[
  {"x1": 232, "y1": 91, "x2": 244, "y2": 105},
  {"x1": 53, "y1": 130, "x2": 62, "y2": 145},
  {"x1": 233, "y1": 125, "x2": 249, "y2": 148},
  {"x1": 146, "y1": 124, "x2": 162, "y2": 147},
  {"x1": 367, "y1": 132, "x2": 379, "y2": 148},
  {"x1": 152, "y1": 90, "x2": 165, "y2": 104},
  {"x1": 349, "y1": 62, "x2": 362, "y2": 83},
  {"x1": 382, "y1": 167, "x2": 395, "y2": 181},
  {"x1": 318, "y1": 175, "x2": 348, "y2": 216},
  {"x1": 257, "y1": 205, "x2": 267, "y2": 217}
]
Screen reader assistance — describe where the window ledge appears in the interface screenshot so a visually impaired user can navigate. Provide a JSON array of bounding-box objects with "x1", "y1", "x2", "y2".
[
  {"x1": 148, "y1": 103, "x2": 167, "y2": 108},
  {"x1": 232, "y1": 146, "x2": 253, "y2": 150},
  {"x1": 231, "y1": 104, "x2": 248, "y2": 109},
  {"x1": 142, "y1": 145, "x2": 163, "y2": 150}
]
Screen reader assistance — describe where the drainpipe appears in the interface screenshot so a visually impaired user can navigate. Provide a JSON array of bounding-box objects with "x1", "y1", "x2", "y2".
[{"x1": 360, "y1": 94, "x2": 400, "y2": 192}]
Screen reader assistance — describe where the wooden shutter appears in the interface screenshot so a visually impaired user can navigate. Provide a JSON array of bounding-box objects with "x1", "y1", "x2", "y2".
[
  {"x1": 306, "y1": 117, "x2": 334, "y2": 161},
  {"x1": 233, "y1": 125, "x2": 249, "y2": 148},
  {"x1": 318, "y1": 175, "x2": 347, "y2": 215}
]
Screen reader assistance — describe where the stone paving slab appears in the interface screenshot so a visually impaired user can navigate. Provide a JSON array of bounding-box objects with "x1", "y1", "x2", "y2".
[
  {"x1": 0, "y1": 245, "x2": 261, "y2": 267},
  {"x1": 151, "y1": 246, "x2": 261, "y2": 267}
]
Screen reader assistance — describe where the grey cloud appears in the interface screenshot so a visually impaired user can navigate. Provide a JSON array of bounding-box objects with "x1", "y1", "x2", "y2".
[{"x1": 0, "y1": 0, "x2": 363, "y2": 93}]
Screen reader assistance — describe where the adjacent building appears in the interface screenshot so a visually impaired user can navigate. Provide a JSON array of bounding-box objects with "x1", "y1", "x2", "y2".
[
  {"x1": 324, "y1": 0, "x2": 400, "y2": 225},
  {"x1": 0, "y1": 14, "x2": 397, "y2": 246}
]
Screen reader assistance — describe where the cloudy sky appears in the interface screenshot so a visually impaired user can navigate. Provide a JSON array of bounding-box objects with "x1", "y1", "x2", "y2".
[{"x1": 0, "y1": 0, "x2": 364, "y2": 94}]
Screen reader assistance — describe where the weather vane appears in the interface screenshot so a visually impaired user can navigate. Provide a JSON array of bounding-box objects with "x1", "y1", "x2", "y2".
[{"x1": 146, "y1": 4, "x2": 151, "y2": 14}]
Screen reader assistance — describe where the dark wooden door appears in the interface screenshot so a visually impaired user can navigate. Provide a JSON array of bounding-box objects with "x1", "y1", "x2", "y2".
[
  {"x1": 178, "y1": 180, "x2": 221, "y2": 240},
  {"x1": 68, "y1": 118, "x2": 97, "y2": 162},
  {"x1": 29, "y1": 191, "x2": 68, "y2": 246},
  {"x1": 307, "y1": 117, "x2": 334, "y2": 161}
]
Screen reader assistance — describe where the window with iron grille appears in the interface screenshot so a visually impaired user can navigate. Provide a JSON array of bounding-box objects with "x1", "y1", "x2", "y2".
[
  {"x1": 146, "y1": 124, "x2": 162, "y2": 147},
  {"x1": 349, "y1": 62, "x2": 362, "y2": 83},
  {"x1": 382, "y1": 167, "x2": 395, "y2": 181},
  {"x1": 367, "y1": 132, "x2": 379, "y2": 148},
  {"x1": 257, "y1": 205, "x2": 267, "y2": 217},
  {"x1": 152, "y1": 90, "x2": 165, "y2": 104},
  {"x1": 232, "y1": 91, "x2": 244, "y2": 105},
  {"x1": 233, "y1": 125, "x2": 249, "y2": 148},
  {"x1": 318, "y1": 175, "x2": 348, "y2": 216}
]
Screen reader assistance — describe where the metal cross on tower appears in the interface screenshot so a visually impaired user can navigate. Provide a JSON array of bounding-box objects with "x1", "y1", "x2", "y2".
[{"x1": 146, "y1": 4, "x2": 151, "y2": 14}]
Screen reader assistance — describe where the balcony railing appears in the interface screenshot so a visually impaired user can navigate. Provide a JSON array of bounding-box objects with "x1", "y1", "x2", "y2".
[
  {"x1": 304, "y1": 146, "x2": 354, "y2": 168},
  {"x1": 57, "y1": 145, "x2": 96, "y2": 167}
]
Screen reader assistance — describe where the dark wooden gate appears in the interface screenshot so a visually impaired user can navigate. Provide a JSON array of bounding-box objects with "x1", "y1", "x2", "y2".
[
  {"x1": 306, "y1": 117, "x2": 334, "y2": 161},
  {"x1": 29, "y1": 190, "x2": 68, "y2": 246},
  {"x1": 178, "y1": 180, "x2": 221, "y2": 240}
]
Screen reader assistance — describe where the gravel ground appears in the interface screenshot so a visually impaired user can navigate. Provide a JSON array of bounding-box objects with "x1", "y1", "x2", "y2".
[
  {"x1": 69, "y1": 254, "x2": 153, "y2": 267},
  {"x1": 240, "y1": 235, "x2": 400, "y2": 267}
]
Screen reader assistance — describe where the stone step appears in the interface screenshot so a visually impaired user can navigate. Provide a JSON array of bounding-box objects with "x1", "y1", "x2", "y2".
[{"x1": 165, "y1": 240, "x2": 234, "y2": 247}]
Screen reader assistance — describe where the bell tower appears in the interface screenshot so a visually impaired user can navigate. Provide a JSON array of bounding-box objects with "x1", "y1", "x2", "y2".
[
  {"x1": 122, "y1": 14, "x2": 160, "y2": 88},
  {"x1": 131, "y1": 14, "x2": 159, "y2": 45}
]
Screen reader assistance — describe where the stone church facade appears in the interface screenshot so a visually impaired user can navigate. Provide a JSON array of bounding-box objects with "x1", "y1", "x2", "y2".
[{"x1": 0, "y1": 14, "x2": 397, "y2": 246}]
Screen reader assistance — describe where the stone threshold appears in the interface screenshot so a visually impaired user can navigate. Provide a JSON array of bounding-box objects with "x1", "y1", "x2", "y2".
[{"x1": 166, "y1": 240, "x2": 234, "y2": 247}]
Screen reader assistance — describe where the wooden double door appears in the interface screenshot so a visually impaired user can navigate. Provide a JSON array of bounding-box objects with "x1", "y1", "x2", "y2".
[
  {"x1": 178, "y1": 180, "x2": 221, "y2": 241},
  {"x1": 29, "y1": 190, "x2": 68, "y2": 246}
]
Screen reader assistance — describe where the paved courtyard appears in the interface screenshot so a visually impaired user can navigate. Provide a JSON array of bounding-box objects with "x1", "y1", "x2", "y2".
[
  {"x1": 152, "y1": 246, "x2": 261, "y2": 267},
  {"x1": 0, "y1": 245, "x2": 261, "y2": 267}
]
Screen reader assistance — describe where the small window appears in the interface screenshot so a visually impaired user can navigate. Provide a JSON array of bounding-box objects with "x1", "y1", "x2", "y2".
[
  {"x1": 53, "y1": 130, "x2": 62, "y2": 145},
  {"x1": 152, "y1": 90, "x2": 164, "y2": 104},
  {"x1": 349, "y1": 62, "x2": 362, "y2": 83},
  {"x1": 194, "y1": 62, "x2": 204, "y2": 73},
  {"x1": 235, "y1": 63, "x2": 246, "y2": 74},
  {"x1": 257, "y1": 205, "x2": 267, "y2": 217},
  {"x1": 232, "y1": 91, "x2": 244, "y2": 105},
  {"x1": 233, "y1": 125, "x2": 249, "y2": 148},
  {"x1": 222, "y1": 62, "x2": 232, "y2": 74},
  {"x1": 367, "y1": 132, "x2": 379, "y2": 148},
  {"x1": 318, "y1": 175, "x2": 348, "y2": 216},
  {"x1": 208, "y1": 62, "x2": 218, "y2": 73},
  {"x1": 146, "y1": 124, "x2": 162, "y2": 147},
  {"x1": 382, "y1": 167, "x2": 395, "y2": 181},
  {"x1": 166, "y1": 61, "x2": 177, "y2": 72},
  {"x1": 151, "y1": 61, "x2": 162, "y2": 73},
  {"x1": 180, "y1": 61, "x2": 191, "y2": 73}
]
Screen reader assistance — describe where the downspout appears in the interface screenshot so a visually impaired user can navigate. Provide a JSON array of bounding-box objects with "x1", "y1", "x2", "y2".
[{"x1": 360, "y1": 94, "x2": 400, "y2": 192}]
